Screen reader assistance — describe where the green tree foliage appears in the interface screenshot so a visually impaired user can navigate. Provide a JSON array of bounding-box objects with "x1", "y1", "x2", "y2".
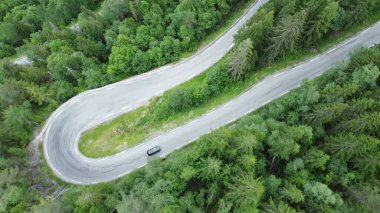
[
  {"x1": 200, "y1": 157, "x2": 222, "y2": 182},
  {"x1": 348, "y1": 0, "x2": 378, "y2": 24},
  {"x1": 0, "y1": 167, "x2": 19, "y2": 188},
  {"x1": 99, "y1": 0, "x2": 129, "y2": 23},
  {"x1": 267, "y1": 125, "x2": 312, "y2": 160},
  {"x1": 353, "y1": 152, "x2": 380, "y2": 176},
  {"x1": 237, "y1": 154, "x2": 257, "y2": 170},
  {"x1": 78, "y1": 9, "x2": 106, "y2": 41},
  {"x1": 265, "y1": 10, "x2": 307, "y2": 62},
  {"x1": 107, "y1": 35, "x2": 138, "y2": 76},
  {"x1": 45, "y1": 0, "x2": 101, "y2": 25},
  {"x1": 264, "y1": 175, "x2": 282, "y2": 197},
  {"x1": 346, "y1": 47, "x2": 380, "y2": 73},
  {"x1": 330, "y1": 6, "x2": 350, "y2": 32},
  {"x1": 116, "y1": 192, "x2": 146, "y2": 213},
  {"x1": 0, "y1": 79, "x2": 26, "y2": 112},
  {"x1": 228, "y1": 38, "x2": 255, "y2": 81},
  {"x1": 0, "y1": 3, "x2": 44, "y2": 48},
  {"x1": 107, "y1": 0, "x2": 241, "y2": 79},
  {"x1": 3, "y1": 5, "x2": 43, "y2": 41},
  {"x1": 349, "y1": 186, "x2": 380, "y2": 212},
  {"x1": 226, "y1": 173, "x2": 264, "y2": 211},
  {"x1": 280, "y1": 183, "x2": 305, "y2": 203},
  {"x1": 344, "y1": 98, "x2": 378, "y2": 117},
  {"x1": 235, "y1": 9, "x2": 274, "y2": 52},
  {"x1": 0, "y1": 43, "x2": 15, "y2": 58},
  {"x1": 51, "y1": 81, "x2": 77, "y2": 102},
  {"x1": 303, "y1": 0, "x2": 339, "y2": 46},
  {"x1": 326, "y1": 134, "x2": 380, "y2": 159},
  {"x1": 0, "y1": 23, "x2": 21, "y2": 46},
  {"x1": 352, "y1": 63, "x2": 380, "y2": 90},
  {"x1": 47, "y1": 51, "x2": 82, "y2": 83},
  {"x1": 303, "y1": 181, "x2": 343, "y2": 207},
  {"x1": 3, "y1": 101, "x2": 34, "y2": 145},
  {"x1": 31, "y1": 199, "x2": 64, "y2": 213},
  {"x1": 150, "y1": 63, "x2": 230, "y2": 121},
  {"x1": 304, "y1": 102, "x2": 348, "y2": 124},
  {"x1": 335, "y1": 112, "x2": 380, "y2": 136},
  {"x1": 272, "y1": 0, "x2": 297, "y2": 18},
  {"x1": 129, "y1": 0, "x2": 141, "y2": 22},
  {"x1": 0, "y1": 0, "x2": 29, "y2": 20},
  {"x1": 285, "y1": 158, "x2": 304, "y2": 175},
  {"x1": 304, "y1": 148, "x2": 330, "y2": 170},
  {"x1": 261, "y1": 198, "x2": 297, "y2": 213},
  {"x1": 0, "y1": 185, "x2": 26, "y2": 211}
]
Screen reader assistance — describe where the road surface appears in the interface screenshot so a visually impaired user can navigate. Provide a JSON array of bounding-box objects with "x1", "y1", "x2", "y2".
[{"x1": 42, "y1": 0, "x2": 380, "y2": 184}]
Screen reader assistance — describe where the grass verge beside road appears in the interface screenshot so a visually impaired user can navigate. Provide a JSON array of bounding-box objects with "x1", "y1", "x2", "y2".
[{"x1": 79, "y1": 14, "x2": 380, "y2": 158}]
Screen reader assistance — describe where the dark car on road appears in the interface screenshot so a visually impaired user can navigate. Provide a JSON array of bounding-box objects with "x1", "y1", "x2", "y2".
[{"x1": 147, "y1": 146, "x2": 161, "y2": 156}]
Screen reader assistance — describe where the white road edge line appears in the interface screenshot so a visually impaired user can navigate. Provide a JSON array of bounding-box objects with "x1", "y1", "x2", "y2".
[
  {"x1": 327, "y1": 46, "x2": 338, "y2": 54},
  {"x1": 54, "y1": 109, "x2": 64, "y2": 119},
  {"x1": 135, "y1": 143, "x2": 144, "y2": 148},
  {"x1": 88, "y1": 91, "x2": 99, "y2": 96},
  {"x1": 262, "y1": 100, "x2": 270, "y2": 106},
  {"x1": 70, "y1": 98, "x2": 80, "y2": 105},
  {"x1": 343, "y1": 38, "x2": 354, "y2": 45},
  {"x1": 361, "y1": 28, "x2": 371, "y2": 34},
  {"x1": 139, "y1": 98, "x2": 149, "y2": 103},
  {"x1": 227, "y1": 119, "x2": 235, "y2": 124},
  {"x1": 279, "y1": 91, "x2": 288, "y2": 97},
  {"x1": 310, "y1": 56, "x2": 319, "y2": 62},
  {"x1": 105, "y1": 113, "x2": 115, "y2": 119},
  {"x1": 189, "y1": 136, "x2": 200, "y2": 142},
  {"x1": 255, "y1": 80, "x2": 265, "y2": 87},
  {"x1": 105, "y1": 85, "x2": 116, "y2": 90},
  {"x1": 121, "y1": 105, "x2": 131, "y2": 111}
]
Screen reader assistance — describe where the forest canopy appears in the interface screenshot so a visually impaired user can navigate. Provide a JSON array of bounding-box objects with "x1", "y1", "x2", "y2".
[{"x1": 0, "y1": 0, "x2": 380, "y2": 212}]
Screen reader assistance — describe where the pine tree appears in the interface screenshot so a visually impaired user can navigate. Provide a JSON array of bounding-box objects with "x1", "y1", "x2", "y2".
[
  {"x1": 304, "y1": 0, "x2": 339, "y2": 45},
  {"x1": 228, "y1": 38, "x2": 255, "y2": 81},
  {"x1": 326, "y1": 134, "x2": 380, "y2": 159},
  {"x1": 265, "y1": 10, "x2": 307, "y2": 62},
  {"x1": 227, "y1": 173, "x2": 264, "y2": 210}
]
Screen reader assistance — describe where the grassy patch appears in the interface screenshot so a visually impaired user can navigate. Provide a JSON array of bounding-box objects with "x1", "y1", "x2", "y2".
[
  {"x1": 79, "y1": 13, "x2": 380, "y2": 158},
  {"x1": 80, "y1": 107, "x2": 149, "y2": 156}
]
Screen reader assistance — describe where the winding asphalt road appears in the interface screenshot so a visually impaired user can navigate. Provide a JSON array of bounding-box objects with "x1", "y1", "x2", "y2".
[{"x1": 41, "y1": 0, "x2": 380, "y2": 184}]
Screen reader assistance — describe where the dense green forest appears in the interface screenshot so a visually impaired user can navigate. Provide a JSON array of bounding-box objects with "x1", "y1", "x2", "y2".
[
  {"x1": 41, "y1": 45, "x2": 380, "y2": 212},
  {"x1": 0, "y1": 0, "x2": 103, "y2": 57},
  {"x1": 0, "y1": 0, "x2": 380, "y2": 212}
]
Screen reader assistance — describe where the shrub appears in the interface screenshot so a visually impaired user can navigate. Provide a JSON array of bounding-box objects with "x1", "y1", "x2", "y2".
[{"x1": 167, "y1": 87, "x2": 196, "y2": 112}]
